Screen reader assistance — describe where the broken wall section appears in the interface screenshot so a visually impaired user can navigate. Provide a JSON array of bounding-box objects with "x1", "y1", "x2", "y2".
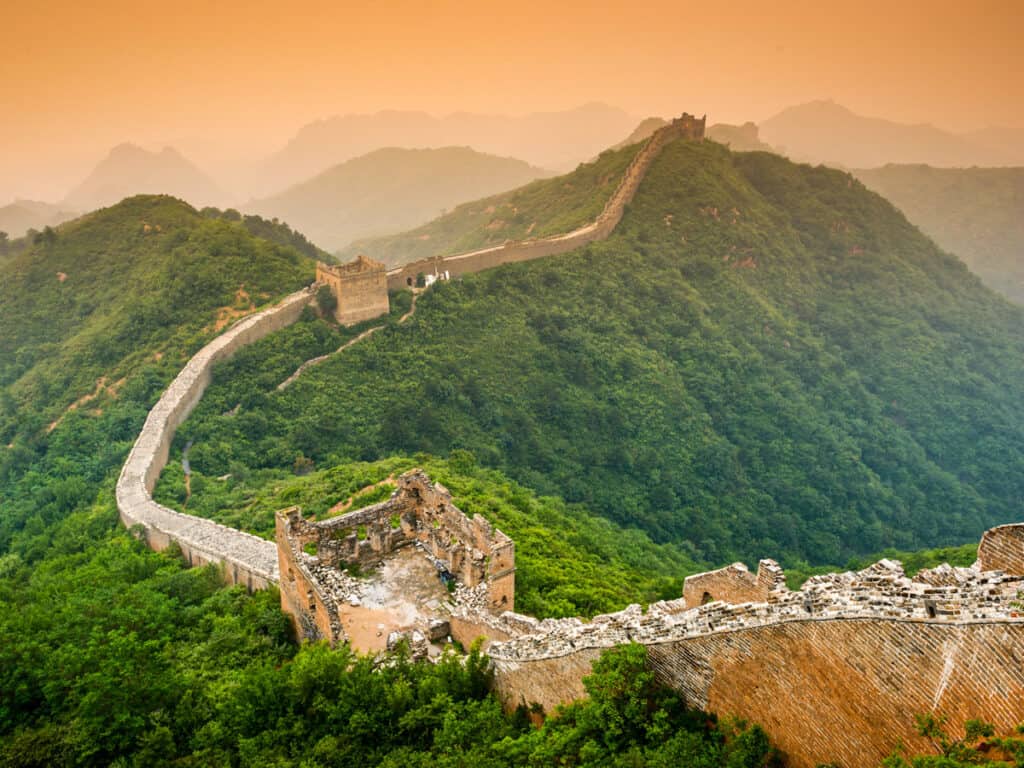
[{"x1": 276, "y1": 469, "x2": 515, "y2": 644}]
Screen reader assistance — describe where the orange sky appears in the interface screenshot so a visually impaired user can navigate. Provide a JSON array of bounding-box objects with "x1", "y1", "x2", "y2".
[{"x1": 2, "y1": 0, "x2": 1021, "y2": 202}]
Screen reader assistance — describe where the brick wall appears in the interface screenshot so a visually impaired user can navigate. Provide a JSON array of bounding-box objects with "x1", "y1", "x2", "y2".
[
  {"x1": 978, "y1": 524, "x2": 1024, "y2": 574},
  {"x1": 492, "y1": 618, "x2": 1024, "y2": 768},
  {"x1": 115, "y1": 287, "x2": 316, "y2": 588}
]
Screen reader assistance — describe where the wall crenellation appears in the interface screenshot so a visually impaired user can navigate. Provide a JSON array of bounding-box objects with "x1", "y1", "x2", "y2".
[{"x1": 483, "y1": 555, "x2": 1024, "y2": 664}]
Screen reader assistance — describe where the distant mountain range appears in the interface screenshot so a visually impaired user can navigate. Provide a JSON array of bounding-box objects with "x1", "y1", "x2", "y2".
[
  {"x1": 247, "y1": 146, "x2": 553, "y2": 252},
  {"x1": 0, "y1": 200, "x2": 78, "y2": 238},
  {"x1": 62, "y1": 143, "x2": 225, "y2": 211},
  {"x1": 854, "y1": 165, "x2": 1024, "y2": 304},
  {"x1": 760, "y1": 100, "x2": 1024, "y2": 168},
  {"x1": 258, "y1": 103, "x2": 636, "y2": 195}
]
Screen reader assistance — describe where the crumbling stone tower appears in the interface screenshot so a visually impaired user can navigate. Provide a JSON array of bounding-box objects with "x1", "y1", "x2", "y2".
[
  {"x1": 316, "y1": 255, "x2": 389, "y2": 325},
  {"x1": 275, "y1": 470, "x2": 515, "y2": 645}
]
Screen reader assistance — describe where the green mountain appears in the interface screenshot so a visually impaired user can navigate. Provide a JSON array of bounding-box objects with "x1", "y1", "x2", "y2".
[
  {"x1": 171, "y1": 140, "x2": 1024, "y2": 568},
  {"x1": 339, "y1": 142, "x2": 644, "y2": 267},
  {"x1": 0, "y1": 195, "x2": 314, "y2": 450},
  {"x1": 2, "y1": 145, "x2": 1020, "y2": 767},
  {"x1": 248, "y1": 146, "x2": 553, "y2": 253},
  {"x1": 854, "y1": 164, "x2": 1024, "y2": 304},
  {"x1": 0, "y1": 191, "x2": 783, "y2": 767}
]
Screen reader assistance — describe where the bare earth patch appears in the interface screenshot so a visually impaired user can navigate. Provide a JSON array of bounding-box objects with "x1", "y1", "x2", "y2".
[{"x1": 338, "y1": 547, "x2": 450, "y2": 653}]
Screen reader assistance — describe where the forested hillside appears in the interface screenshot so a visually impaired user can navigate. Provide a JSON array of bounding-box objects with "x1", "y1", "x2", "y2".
[
  {"x1": 338, "y1": 142, "x2": 643, "y2": 266},
  {"x1": 0, "y1": 192, "x2": 780, "y2": 766},
  {"x1": 0, "y1": 196, "x2": 314, "y2": 449},
  {"x1": 854, "y1": 165, "x2": 1024, "y2": 303},
  {"x1": 173, "y1": 141, "x2": 1024, "y2": 568}
]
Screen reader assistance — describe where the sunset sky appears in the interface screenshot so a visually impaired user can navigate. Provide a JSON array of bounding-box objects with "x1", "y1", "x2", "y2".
[{"x1": 2, "y1": 0, "x2": 1021, "y2": 203}]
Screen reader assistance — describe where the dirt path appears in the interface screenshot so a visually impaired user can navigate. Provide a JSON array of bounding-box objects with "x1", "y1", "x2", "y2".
[
  {"x1": 276, "y1": 292, "x2": 419, "y2": 391},
  {"x1": 327, "y1": 475, "x2": 398, "y2": 516}
]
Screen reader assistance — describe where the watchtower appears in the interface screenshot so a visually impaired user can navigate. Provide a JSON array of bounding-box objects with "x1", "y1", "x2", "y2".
[{"x1": 315, "y1": 255, "x2": 389, "y2": 325}]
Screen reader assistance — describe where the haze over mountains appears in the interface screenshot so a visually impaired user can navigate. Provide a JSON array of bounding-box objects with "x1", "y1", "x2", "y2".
[
  {"x1": 854, "y1": 165, "x2": 1024, "y2": 304},
  {"x1": 62, "y1": 143, "x2": 225, "y2": 212},
  {"x1": 254, "y1": 103, "x2": 637, "y2": 195},
  {"x1": 247, "y1": 147, "x2": 552, "y2": 252},
  {"x1": 760, "y1": 100, "x2": 1024, "y2": 168},
  {"x1": 0, "y1": 199, "x2": 78, "y2": 239}
]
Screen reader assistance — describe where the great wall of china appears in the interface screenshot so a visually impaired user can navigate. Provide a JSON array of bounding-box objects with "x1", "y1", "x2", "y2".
[{"x1": 114, "y1": 113, "x2": 1024, "y2": 768}]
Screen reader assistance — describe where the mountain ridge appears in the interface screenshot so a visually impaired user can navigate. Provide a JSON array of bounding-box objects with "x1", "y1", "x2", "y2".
[
  {"x1": 761, "y1": 99, "x2": 1022, "y2": 167},
  {"x1": 248, "y1": 146, "x2": 553, "y2": 253},
  {"x1": 167, "y1": 139, "x2": 1024, "y2": 568}
]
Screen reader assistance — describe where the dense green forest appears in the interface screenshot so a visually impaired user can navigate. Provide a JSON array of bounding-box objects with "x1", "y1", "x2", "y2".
[
  {"x1": 2, "y1": 145, "x2": 1022, "y2": 766},
  {"x1": 337, "y1": 142, "x2": 643, "y2": 266},
  {"x1": 0, "y1": 193, "x2": 782, "y2": 766},
  {"x1": 854, "y1": 165, "x2": 1024, "y2": 304},
  {"x1": 172, "y1": 140, "x2": 1024, "y2": 568}
]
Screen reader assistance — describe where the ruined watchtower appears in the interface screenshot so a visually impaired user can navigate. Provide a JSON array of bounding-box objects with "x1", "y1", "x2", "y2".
[
  {"x1": 315, "y1": 255, "x2": 389, "y2": 325},
  {"x1": 275, "y1": 470, "x2": 515, "y2": 647}
]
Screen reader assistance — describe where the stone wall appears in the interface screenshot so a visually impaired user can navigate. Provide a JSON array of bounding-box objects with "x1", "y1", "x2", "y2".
[
  {"x1": 484, "y1": 557, "x2": 1024, "y2": 768},
  {"x1": 682, "y1": 559, "x2": 786, "y2": 609},
  {"x1": 978, "y1": 523, "x2": 1024, "y2": 574},
  {"x1": 492, "y1": 618, "x2": 1024, "y2": 768},
  {"x1": 384, "y1": 113, "x2": 706, "y2": 291},
  {"x1": 115, "y1": 287, "x2": 316, "y2": 589},
  {"x1": 276, "y1": 507, "x2": 344, "y2": 641}
]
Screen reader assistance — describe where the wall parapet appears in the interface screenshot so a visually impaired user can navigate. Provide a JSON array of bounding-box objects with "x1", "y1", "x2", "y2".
[
  {"x1": 384, "y1": 112, "x2": 705, "y2": 290},
  {"x1": 486, "y1": 558, "x2": 1024, "y2": 664},
  {"x1": 115, "y1": 287, "x2": 317, "y2": 588}
]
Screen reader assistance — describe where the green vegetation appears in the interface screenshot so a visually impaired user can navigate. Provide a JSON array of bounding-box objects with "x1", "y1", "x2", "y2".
[
  {"x1": 199, "y1": 206, "x2": 332, "y2": 261},
  {"x1": 0, "y1": 189, "x2": 774, "y2": 765},
  {"x1": 338, "y1": 143, "x2": 643, "y2": 266},
  {"x1": 0, "y1": 195, "x2": 314, "y2": 450},
  {"x1": 2, "y1": 144, "x2": 1022, "y2": 768},
  {"x1": 155, "y1": 454, "x2": 700, "y2": 618},
  {"x1": 884, "y1": 715, "x2": 1024, "y2": 767},
  {"x1": 172, "y1": 140, "x2": 1024, "y2": 569},
  {"x1": 855, "y1": 165, "x2": 1024, "y2": 304}
]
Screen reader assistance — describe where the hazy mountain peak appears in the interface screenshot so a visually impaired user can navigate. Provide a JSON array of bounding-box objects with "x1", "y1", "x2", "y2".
[
  {"x1": 62, "y1": 143, "x2": 225, "y2": 211},
  {"x1": 259, "y1": 104, "x2": 637, "y2": 195},
  {"x1": 248, "y1": 145, "x2": 553, "y2": 252},
  {"x1": 761, "y1": 100, "x2": 1017, "y2": 167}
]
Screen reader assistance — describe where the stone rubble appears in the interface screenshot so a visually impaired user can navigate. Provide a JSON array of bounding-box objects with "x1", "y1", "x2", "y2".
[{"x1": 483, "y1": 557, "x2": 1024, "y2": 662}]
